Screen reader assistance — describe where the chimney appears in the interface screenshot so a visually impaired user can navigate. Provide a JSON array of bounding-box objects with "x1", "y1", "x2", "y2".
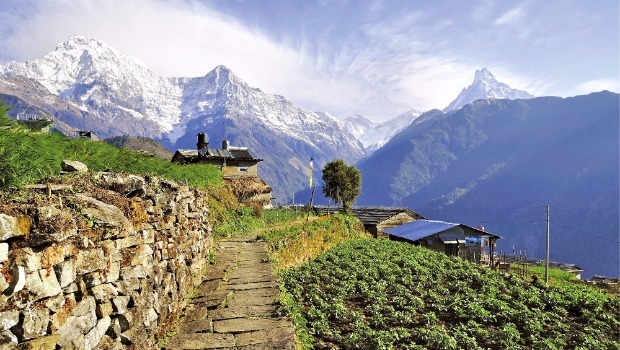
[
  {"x1": 222, "y1": 140, "x2": 230, "y2": 150},
  {"x1": 197, "y1": 133, "x2": 208, "y2": 157}
]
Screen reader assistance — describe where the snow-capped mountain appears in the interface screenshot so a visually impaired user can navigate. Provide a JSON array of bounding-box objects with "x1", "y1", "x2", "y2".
[
  {"x1": 343, "y1": 115, "x2": 376, "y2": 140},
  {"x1": 444, "y1": 68, "x2": 534, "y2": 112},
  {"x1": 341, "y1": 109, "x2": 422, "y2": 153},
  {"x1": 0, "y1": 35, "x2": 364, "y2": 201}
]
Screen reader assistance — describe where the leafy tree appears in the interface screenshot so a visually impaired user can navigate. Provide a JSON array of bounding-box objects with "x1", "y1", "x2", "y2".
[{"x1": 321, "y1": 159, "x2": 361, "y2": 212}]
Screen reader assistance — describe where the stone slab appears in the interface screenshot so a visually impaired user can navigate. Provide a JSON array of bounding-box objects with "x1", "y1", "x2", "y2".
[
  {"x1": 213, "y1": 318, "x2": 290, "y2": 334},
  {"x1": 166, "y1": 333, "x2": 235, "y2": 350},
  {"x1": 208, "y1": 305, "x2": 277, "y2": 321},
  {"x1": 179, "y1": 319, "x2": 212, "y2": 334},
  {"x1": 228, "y1": 281, "x2": 279, "y2": 291},
  {"x1": 235, "y1": 327, "x2": 295, "y2": 348}
]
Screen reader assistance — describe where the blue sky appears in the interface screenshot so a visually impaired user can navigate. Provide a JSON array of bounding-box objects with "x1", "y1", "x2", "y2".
[{"x1": 1, "y1": 0, "x2": 618, "y2": 121}]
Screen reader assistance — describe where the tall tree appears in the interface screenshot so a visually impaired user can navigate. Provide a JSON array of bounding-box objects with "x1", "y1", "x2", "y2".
[{"x1": 321, "y1": 159, "x2": 361, "y2": 212}]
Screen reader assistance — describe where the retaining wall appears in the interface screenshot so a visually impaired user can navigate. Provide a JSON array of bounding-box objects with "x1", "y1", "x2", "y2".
[{"x1": 0, "y1": 172, "x2": 213, "y2": 349}]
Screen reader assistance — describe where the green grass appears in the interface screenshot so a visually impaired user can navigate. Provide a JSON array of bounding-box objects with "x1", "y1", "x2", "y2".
[
  {"x1": 0, "y1": 129, "x2": 221, "y2": 190},
  {"x1": 280, "y1": 239, "x2": 620, "y2": 350},
  {"x1": 526, "y1": 265, "x2": 578, "y2": 282}
]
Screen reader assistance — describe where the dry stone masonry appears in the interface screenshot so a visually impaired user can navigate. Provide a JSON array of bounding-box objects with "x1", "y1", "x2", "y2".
[{"x1": 0, "y1": 168, "x2": 213, "y2": 349}]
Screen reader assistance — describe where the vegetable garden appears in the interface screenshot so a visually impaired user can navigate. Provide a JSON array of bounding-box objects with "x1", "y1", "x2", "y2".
[{"x1": 281, "y1": 239, "x2": 619, "y2": 349}]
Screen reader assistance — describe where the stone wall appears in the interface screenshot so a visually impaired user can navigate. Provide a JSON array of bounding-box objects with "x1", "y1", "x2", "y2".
[{"x1": 0, "y1": 171, "x2": 213, "y2": 349}]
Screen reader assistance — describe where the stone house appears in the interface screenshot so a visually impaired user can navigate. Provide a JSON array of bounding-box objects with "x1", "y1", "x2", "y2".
[{"x1": 171, "y1": 133, "x2": 272, "y2": 207}]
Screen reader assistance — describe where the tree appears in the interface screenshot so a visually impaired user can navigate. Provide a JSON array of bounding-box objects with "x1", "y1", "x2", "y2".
[{"x1": 321, "y1": 159, "x2": 361, "y2": 212}]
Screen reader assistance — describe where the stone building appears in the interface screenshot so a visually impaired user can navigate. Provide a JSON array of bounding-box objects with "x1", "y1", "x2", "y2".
[{"x1": 171, "y1": 133, "x2": 272, "y2": 207}]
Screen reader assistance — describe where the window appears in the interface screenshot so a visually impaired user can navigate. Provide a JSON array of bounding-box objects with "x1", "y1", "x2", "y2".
[{"x1": 239, "y1": 167, "x2": 249, "y2": 172}]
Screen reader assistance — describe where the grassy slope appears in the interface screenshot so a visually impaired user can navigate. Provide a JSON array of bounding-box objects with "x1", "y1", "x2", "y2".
[
  {"x1": 280, "y1": 239, "x2": 619, "y2": 350},
  {"x1": 0, "y1": 129, "x2": 221, "y2": 190}
]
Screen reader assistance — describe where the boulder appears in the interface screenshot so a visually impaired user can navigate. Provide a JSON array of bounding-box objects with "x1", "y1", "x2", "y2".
[
  {"x1": 72, "y1": 195, "x2": 132, "y2": 238},
  {"x1": 61, "y1": 160, "x2": 88, "y2": 173}
]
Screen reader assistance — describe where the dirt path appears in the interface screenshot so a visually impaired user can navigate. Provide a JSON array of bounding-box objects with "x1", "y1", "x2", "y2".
[{"x1": 165, "y1": 235, "x2": 295, "y2": 349}]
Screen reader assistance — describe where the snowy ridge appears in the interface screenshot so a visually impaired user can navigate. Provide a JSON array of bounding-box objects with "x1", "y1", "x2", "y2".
[
  {"x1": 444, "y1": 68, "x2": 534, "y2": 112},
  {"x1": 342, "y1": 109, "x2": 422, "y2": 152}
]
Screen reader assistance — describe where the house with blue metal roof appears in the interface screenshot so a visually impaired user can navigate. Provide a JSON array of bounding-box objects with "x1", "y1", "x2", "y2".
[{"x1": 384, "y1": 219, "x2": 501, "y2": 263}]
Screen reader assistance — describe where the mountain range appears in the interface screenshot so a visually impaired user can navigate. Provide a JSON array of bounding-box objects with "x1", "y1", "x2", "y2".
[
  {"x1": 0, "y1": 36, "x2": 364, "y2": 201},
  {"x1": 357, "y1": 92, "x2": 619, "y2": 278},
  {"x1": 1, "y1": 35, "x2": 616, "y2": 277}
]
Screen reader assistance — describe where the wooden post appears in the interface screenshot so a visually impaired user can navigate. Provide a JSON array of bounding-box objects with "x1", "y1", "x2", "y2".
[
  {"x1": 545, "y1": 205, "x2": 550, "y2": 284},
  {"x1": 306, "y1": 185, "x2": 316, "y2": 222}
]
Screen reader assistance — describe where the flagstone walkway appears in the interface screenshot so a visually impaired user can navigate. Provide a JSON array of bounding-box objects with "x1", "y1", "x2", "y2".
[{"x1": 165, "y1": 235, "x2": 295, "y2": 349}]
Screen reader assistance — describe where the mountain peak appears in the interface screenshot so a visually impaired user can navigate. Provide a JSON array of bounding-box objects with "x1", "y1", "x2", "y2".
[
  {"x1": 55, "y1": 35, "x2": 111, "y2": 52},
  {"x1": 444, "y1": 68, "x2": 534, "y2": 112},
  {"x1": 474, "y1": 68, "x2": 496, "y2": 83}
]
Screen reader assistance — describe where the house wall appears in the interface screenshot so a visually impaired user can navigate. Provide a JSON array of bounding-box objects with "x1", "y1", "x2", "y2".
[{"x1": 222, "y1": 161, "x2": 259, "y2": 178}]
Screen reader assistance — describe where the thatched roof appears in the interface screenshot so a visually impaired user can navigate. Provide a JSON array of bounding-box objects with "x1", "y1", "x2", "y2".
[{"x1": 315, "y1": 206, "x2": 425, "y2": 225}]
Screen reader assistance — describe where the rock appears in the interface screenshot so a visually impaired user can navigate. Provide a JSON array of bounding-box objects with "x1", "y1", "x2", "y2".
[
  {"x1": 72, "y1": 195, "x2": 132, "y2": 238},
  {"x1": 106, "y1": 318, "x2": 122, "y2": 339},
  {"x1": 12, "y1": 306, "x2": 50, "y2": 341},
  {"x1": 0, "y1": 310, "x2": 19, "y2": 330},
  {"x1": 61, "y1": 160, "x2": 88, "y2": 173},
  {"x1": 96, "y1": 301, "x2": 114, "y2": 318},
  {"x1": 44, "y1": 294, "x2": 66, "y2": 312},
  {"x1": 0, "y1": 214, "x2": 26, "y2": 241},
  {"x1": 0, "y1": 243, "x2": 8, "y2": 263},
  {"x1": 25, "y1": 269, "x2": 62, "y2": 301},
  {"x1": 111, "y1": 296, "x2": 130, "y2": 315},
  {"x1": 49, "y1": 294, "x2": 76, "y2": 332},
  {"x1": 120, "y1": 265, "x2": 147, "y2": 280},
  {"x1": 4, "y1": 265, "x2": 26, "y2": 296},
  {"x1": 15, "y1": 334, "x2": 61, "y2": 350},
  {"x1": 54, "y1": 260, "x2": 76, "y2": 288},
  {"x1": 75, "y1": 248, "x2": 106, "y2": 274},
  {"x1": 106, "y1": 261, "x2": 120, "y2": 283},
  {"x1": 130, "y1": 244, "x2": 154, "y2": 266},
  {"x1": 0, "y1": 273, "x2": 9, "y2": 294},
  {"x1": 84, "y1": 316, "x2": 110, "y2": 350},
  {"x1": 90, "y1": 283, "x2": 118, "y2": 302},
  {"x1": 0, "y1": 330, "x2": 17, "y2": 347},
  {"x1": 56, "y1": 296, "x2": 97, "y2": 348}
]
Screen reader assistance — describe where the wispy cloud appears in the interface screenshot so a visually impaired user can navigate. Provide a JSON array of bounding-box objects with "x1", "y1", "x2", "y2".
[
  {"x1": 494, "y1": 6, "x2": 526, "y2": 26},
  {"x1": 0, "y1": 0, "x2": 617, "y2": 120},
  {"x1": 572, "y1": 79, "x2": 620, "y2": 95}
]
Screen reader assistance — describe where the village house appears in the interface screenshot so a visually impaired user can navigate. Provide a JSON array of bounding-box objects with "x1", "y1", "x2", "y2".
[
  {"x1": 384, "y1": 219, "x2": 501, "y2": 264},
  {"x1": 171, "y1": 133, "x2": 272, "y2": 207},
  {"x1": 15, "y1": 110, "x2": 53, "y2": 133},
  {"x1": 315, "y1": 206, "x2": 425, "y2": 237}
]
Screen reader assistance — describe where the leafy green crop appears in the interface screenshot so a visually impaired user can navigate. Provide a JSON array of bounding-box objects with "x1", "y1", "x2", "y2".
[{"x1": 281, "y1": 239, "x2": 620, "y2": 349}]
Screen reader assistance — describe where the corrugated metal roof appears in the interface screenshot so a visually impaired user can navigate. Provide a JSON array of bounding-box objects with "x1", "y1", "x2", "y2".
[
  {"x1": 384, "y1": 220, "x2": 460, "y2": 242},
  {"x1": 385, "y1": 219, "x2": 501, "y2": 242}
]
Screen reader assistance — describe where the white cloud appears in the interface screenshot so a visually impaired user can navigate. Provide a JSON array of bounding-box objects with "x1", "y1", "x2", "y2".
[{"x1": 494, "y1": 6, "x2": 526, "y2": 26}]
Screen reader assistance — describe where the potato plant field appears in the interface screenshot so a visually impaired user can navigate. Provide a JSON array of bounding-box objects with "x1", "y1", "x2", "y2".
[{"x1": 281, "y1": 239, "x2": 619, "y2": 349}]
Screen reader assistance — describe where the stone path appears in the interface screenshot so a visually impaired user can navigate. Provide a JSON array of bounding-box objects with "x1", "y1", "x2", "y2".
[{"x1": 165, "y1": 235, "x2": 295, "y2": 349}]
